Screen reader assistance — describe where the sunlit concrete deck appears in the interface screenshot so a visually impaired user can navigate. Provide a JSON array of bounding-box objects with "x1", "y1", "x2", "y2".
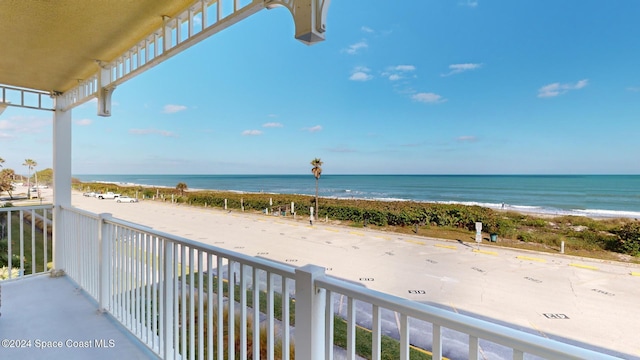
[{"x1": 0, "y1": 275, "x2": 156, "y2": 360}]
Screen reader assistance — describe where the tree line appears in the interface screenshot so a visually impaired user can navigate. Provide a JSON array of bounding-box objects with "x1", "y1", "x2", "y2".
[{"x1": 0, "y1": 157, "x2": 52, "y2": 199}]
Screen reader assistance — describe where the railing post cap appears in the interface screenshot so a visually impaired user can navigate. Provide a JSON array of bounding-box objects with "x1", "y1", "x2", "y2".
[{"x1": 296, "y1": 264, "x2": 326, "y2": 276}]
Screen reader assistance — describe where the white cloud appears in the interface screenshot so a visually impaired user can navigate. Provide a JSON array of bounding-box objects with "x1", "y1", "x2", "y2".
[
  {"x1": 627, "y1": 86, "x2": 640, "y2": 92},
  {"x1": 349, "y1": 72, "x2": 373, "y2": 81},
  {"x1": 0, "y1": 120, "x2": 13, "y2": 131},
  {"x1": 129, "y1": 128, "x2": 178, "y2": 137},
  {"x1": 538, "y1": 79, "x2": 589, "y2": 98},
  {"x1": 306, "y1": 125, "x2": 323, "y2": 133},
  {"x1": 0, "y1": 115, "x2": 50, "y2": 135},
  {"x1": 441, "y1": 63, "x2": 482, "y2": 76},
  {"x1": 361, "y1": 26, "x2": 374, "y2": 33},
  {"x1": 349, "y1": 66, "x2": 373, "y2": 81},
  {"x1": 163, "y1": 104, "x2": 187, "y2": 113},
  {"x1": 343, "y1": 41, "x2": 368, "y2": 55},
  {"x1": 263, "y1": 122, "x2": 283, "y2": 128},
  {"x1": 75, "y1": 119, "x2": 93, "y2": 126},
  {"x1": 412, "y1": 92, "x2": 446, "y2": 104},
  {"x1": 242, "y1": 129, "x2": 263, "y2": 136},
  {"x1": 384, "y1": 64, "x2": 416, "y2": 81},
  {"x1": 457, "y1": 135, "x2": 477, "y2": 142},
  {"x1": 574, "y1": 79, "x2": 589, "y2": 89},
  {"x1": 461, "y1": 0, "x2": 478, "y2": 7},
  {"x1": 394, "y1": 65, "x2": 416, "y2": 72}
]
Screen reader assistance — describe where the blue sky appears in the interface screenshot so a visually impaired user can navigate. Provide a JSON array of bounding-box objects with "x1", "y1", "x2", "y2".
[{"x1": 1, "y1": 1, "x2": 639, "y2": 175}]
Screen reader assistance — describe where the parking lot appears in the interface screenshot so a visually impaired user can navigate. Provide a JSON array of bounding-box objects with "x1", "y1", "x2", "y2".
[{"x1": 70, "y1": 191, "x2": 640, "y2": 359}]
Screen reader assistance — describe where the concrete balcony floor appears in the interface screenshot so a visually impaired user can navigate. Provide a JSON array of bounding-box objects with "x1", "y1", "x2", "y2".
[{"x1": 0, "y1": 274, "x2": 156, "y2": 360}]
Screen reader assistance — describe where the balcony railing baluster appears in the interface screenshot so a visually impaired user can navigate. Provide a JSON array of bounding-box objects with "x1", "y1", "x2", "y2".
[{"x1": 0, "y1": 205, "x2": 53, "y2": 281}]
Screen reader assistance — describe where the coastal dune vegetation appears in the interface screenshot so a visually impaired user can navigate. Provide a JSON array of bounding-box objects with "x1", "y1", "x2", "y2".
[{"x1": 76, "y1": 182, "x2": 640, "y2": 262}]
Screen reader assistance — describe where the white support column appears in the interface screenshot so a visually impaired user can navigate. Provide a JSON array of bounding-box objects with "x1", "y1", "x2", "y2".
[
  {"x1": 52, "y1": 99, "x2": 72, "y2": 271},
  {"x1": 294, "y1": 264, "x2": 326, "y2": 360}
]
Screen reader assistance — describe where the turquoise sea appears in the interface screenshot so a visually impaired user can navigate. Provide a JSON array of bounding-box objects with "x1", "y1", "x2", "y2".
[{"x1": 74, "y1": 175, "x2": 640, "y2": 219}]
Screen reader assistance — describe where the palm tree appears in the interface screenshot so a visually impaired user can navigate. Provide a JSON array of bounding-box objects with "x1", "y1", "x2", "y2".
[
  {"x1": 23, "y1": 159, "x2": 37, "y2": 198},
  {"x1": 310, "y1": 158, "x2": 323, "y2": 220},
  {"x1": 176, "y1": 182, "x2": 188, "y2": 196},
  {"x1": 0, "y1": 157, "x2": 4, "y2": 167}
]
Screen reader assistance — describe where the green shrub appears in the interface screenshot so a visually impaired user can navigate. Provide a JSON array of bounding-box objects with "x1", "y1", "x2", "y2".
[
  {"x1": 614, "y1": 222, "x2": 640, "y2": 256},
  {"x1": 74, "y1": 181, "x2": 640, "y2": 258},
  {"x1": 523, "y1": 218, "x2": 547, "y2": 227},
  {"x1": 517, "y1": 233, "x2": 532, "y2": 242}
]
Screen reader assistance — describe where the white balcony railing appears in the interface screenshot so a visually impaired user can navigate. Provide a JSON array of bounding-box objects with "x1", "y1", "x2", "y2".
[
  {"x1": 45, "y1": 205, "x2": 621, "y2": 359},
  {"x1": 0, "y1": 205, "x2": 53, "y2": 281}
]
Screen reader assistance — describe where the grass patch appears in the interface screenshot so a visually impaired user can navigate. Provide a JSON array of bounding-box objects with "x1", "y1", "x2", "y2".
[
  {"x1": 183, "y1": 272, "x2": 434, "y2": 358},
  {"x1": 332, "y1": 316, "x2": 432, "y2": 360},
  {"x1": 184, "y1": 272, "x2": 296, "y2": 325},
  {"x1": 0, "y1": 210, "x2": 52, "y2": 275}
]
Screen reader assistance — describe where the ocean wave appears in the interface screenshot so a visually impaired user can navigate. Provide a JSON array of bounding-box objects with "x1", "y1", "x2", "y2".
[
  {"x1": 436, "y1": 200, "x2": 505, "y2": 208},
  {"x1": 572, "y1": 209, "x2": 640, "y2": 219}
]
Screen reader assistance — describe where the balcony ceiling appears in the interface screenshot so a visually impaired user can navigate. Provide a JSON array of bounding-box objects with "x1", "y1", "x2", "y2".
[{"x1": 0, "y1": 0, "x2": 195, "y2": 94}]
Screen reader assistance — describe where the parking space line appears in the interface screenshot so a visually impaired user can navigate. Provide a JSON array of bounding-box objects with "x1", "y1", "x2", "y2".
[
  {"x1": 349, "y1": 231, "x2": 365, "y2": 236},
  {"x1": 569, "y1": 263, "x2": 598, "y2": 271},
  {"x1": 516, "y1": 256, "x2": 546, "y2": 263},
  {"x1": 406, "y1": 240, "x2": 425, "y2": 246},
  {"x1": 631, "y1": 272, "x2": 640, "y2": 277},
  {"x1": 435, "y1": 244, "x2": 457, "y2": 250},
  {"x1": 473, "y1": 249, "x2": 498, "y2": 256}
]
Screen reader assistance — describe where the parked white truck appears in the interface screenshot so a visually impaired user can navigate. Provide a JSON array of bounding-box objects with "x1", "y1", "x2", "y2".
[{"x1": 97, "y1": 192, "x2": 120, "y2": 200}]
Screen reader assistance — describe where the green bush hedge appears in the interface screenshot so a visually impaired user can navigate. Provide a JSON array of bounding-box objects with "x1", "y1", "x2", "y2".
[
  {"x1": 75, "y1": 182, "x2": 639, "y2": 257},
  {"x1": 613, "y1": 222, "x2": 640, "y2": 256}
]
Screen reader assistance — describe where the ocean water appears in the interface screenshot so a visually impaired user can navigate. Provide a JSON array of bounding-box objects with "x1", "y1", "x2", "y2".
[{"x1": 74, "y1": 174, "x2": 640, "y2": 219}]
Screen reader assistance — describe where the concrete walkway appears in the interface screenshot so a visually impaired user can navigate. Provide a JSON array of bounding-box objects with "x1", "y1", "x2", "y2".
[{"x1": 0, "y1": 275, "x2": 156, "y2": 360}]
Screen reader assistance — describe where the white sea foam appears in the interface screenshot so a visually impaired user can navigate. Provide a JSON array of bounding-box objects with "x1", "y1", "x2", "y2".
[{"x1": 572, "y1": 208, "x2": 640, "y2": 219}]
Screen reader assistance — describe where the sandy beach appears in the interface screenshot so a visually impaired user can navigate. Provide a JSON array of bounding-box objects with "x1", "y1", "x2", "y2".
[{"x1": 59, "y1": 190, "x2": 640, "y2": 358}]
